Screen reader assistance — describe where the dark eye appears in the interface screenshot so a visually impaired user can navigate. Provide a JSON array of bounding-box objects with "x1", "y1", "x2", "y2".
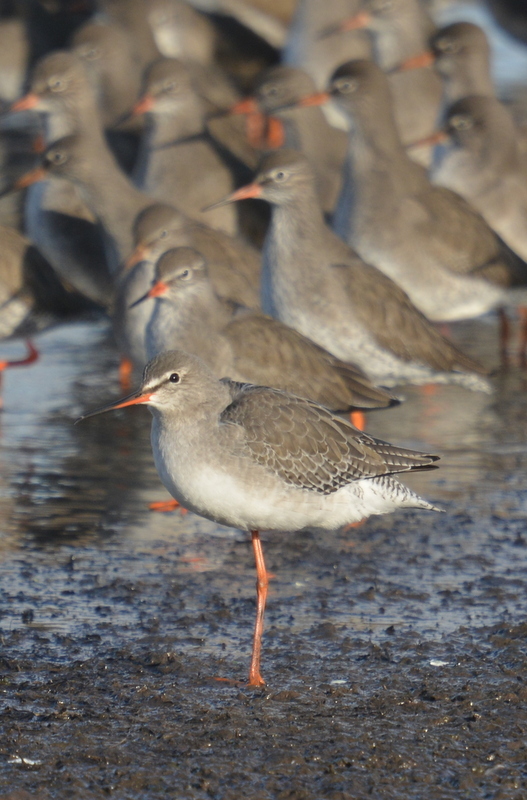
[
  {"x1": 264, "y1": 84, "x2": 278, "y2": 97},
  {"x1": 436, "y1": 39, "x2": 459, "y2": 55},
  {"x1": 159, "y1": 229, "x2": 168, "y2": 239},
  {"x1": 451, "y1": 114, "x2": 473, "y2": 131},
  {"x1": 49, "y1": 78, "x2": 65, "y2": 92},
  {"x1": 179, "y1": 269, "x2": 190, "y2": 280},
  {"x1": 337, "y1": 78, "x2": 358, "y2": 94},
  {"x1": 163, "y1": 81, "x2": 178, "y2": 92},
  {"x1": 49, "y1": 151, "x2": 66, "y2": 165},
  {"x1": 274, "y1": 170, "x2": 287, "y2": 181},
  {"x1": 169, "y1": 373, "x2": 180, "y2": 383}
]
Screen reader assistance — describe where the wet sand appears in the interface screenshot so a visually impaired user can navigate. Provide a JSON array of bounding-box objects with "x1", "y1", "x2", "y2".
[{"x1": 0, "y1": 316, "x2": 526, "y2": 798}]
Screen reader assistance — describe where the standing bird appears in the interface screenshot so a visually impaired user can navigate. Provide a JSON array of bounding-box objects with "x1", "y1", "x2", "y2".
[
  {"x1": 79, "y1": 349, "x2": 440, "y2": 686},
  {"x1": 133, "y1": 246, "x2": 397, "y2": 414},
  {"x1": 206, "y1": 148, "x2": 491, "y2": 393},
  {"x1": 228, "y1": 66, "x2": 348, "y2": 214},
  {"x1": 301, "y1": 60, "x2": 527, "y2": 326},
  {"x1": 283, "y1": 0, "x2": 371, "y2": 89},
  {"x1": 320, "y1": 0, "x2": 442, "y2": 162},
  {"x1": 132, "y1": 58, "x2": 239, "y2": 235}
]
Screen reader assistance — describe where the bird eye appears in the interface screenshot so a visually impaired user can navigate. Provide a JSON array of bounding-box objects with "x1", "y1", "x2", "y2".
[
  {"x1": 49, "y1": 78, "x2": 66, "y2": 92},
  {"x1": 436, "y1": 39, "x2": 459, "y2": 55},
  {"x1": 159, "y1": 229, "x2": 168, "y2": 239},
  {"x1": 274, "y1": 170, "x2": 288, "y2": 182},
  {"x1": 263, "y1": 84, "x2": 279, "y2": 97},
  {"x1": 336, "y1": 78, "x2": 358, "y2": 94},
  {"x1": 169, "y1": 373, "x2": 180, "y2": 383},
  {"x1": 162, "y1": 80, "x2": 178, "y2": 92},
  {"x1": 450, "y1": 114, "x2": 473, "y2": 131},
  {"x1": 179, "y1": 269, "x2": 191, "y2": 280},
  {"x1": 48, "y1": 151, "x2": 66, "y2": 165}
]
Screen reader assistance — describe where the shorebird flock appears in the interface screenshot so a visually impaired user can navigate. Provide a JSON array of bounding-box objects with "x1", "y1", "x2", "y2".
[{"x1": 1, "y1": 0, "x2": 526, "y2": 685}]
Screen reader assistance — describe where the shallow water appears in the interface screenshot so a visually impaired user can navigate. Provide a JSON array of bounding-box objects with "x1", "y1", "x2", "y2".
[{"x1": 1, "y1": 314, "x2": 527, "y2": 799}]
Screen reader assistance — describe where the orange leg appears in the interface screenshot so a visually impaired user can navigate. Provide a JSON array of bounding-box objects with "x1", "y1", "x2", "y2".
[
  {"x1": 248, "y1": 530, "x2": 269, "y2": 688},
  {"x1": 0, "y1": 340, "x2": 39, "y2": 409},
  {"x1": 119, "y1": 357, "x2": 134, "y2": 392},
  {"x1": 0, "y1": 339, "x2": 38, "y2": 371},
  {"x1": 350, "y1": 410, "x2": 366, "y2": 431},
  {"x1": 149, "y1": 499, "x2": 187, "y2": 514}
]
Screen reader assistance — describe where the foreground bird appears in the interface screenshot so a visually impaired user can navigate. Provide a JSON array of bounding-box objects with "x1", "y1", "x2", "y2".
[{"x1": 78, "y1": 349, "x2": 440, "y2": 686}]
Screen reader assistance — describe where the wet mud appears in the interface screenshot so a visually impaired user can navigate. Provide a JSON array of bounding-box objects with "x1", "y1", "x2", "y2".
[{"x1": 1, "y1": 316, "x2": 527, "y2": 799}]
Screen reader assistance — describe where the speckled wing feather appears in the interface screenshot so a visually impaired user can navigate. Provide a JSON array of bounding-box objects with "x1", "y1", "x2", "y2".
[
  {"x1": 220, "y1": 382, "x2": 438, "y2": 495},
  {"x1": 333, "y1": 261, "x2": 488, "y2": 374},
  {"x1": 224, "y1": 311, "x2": 397, "y2": 411}
]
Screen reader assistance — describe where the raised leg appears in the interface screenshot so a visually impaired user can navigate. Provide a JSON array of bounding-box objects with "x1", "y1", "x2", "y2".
[
  {"x1": 0, "y1": 339, "x2": 38, "y2": 371},
  {"x1": 248, "y1": 530, "x2": 269, "y2": 687},
  {"x1": 149, "y1": 499, "x2": 187, "y2": 514},
  {"x1": 350, "y1": 411, "x2": 366, "y2": 431}
]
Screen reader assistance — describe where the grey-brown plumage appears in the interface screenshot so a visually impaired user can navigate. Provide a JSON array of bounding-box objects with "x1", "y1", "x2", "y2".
[
  {"x1": 208, "y1": 148, "x2": 491, "y2": 392},
  {"x1": 283, "y1": 0, "x2": 371, "y2": 89},
  {"x1": 324, "y1": 0, "x2": 441, "y2": 160},
  {"x1": 133, "y1": 57, "x2": 238, "y2": 235},
  {"x1": 219, "y1": 382, "x2": 436, "y2": 495},
  {"x1": 329, "y1": 61, "x2": 527, "y2": 321},
  {"x1": 71, "y1": 20, "x2": 145, "y2": 130},
  {"x1": 248, "y1": 66, "x2": 347, "y2": 213},
  {"x1": 141, "y1": 246, "x2": 398, "y2": 412},
  {"x1": 431, "y1": 96, "x2": 527, "y2": 263},
  {"x1": 130, "y1": 203, "x2": 260, "y2": 309},
  {"x1": 80, "y1": 347, "x2": 440, "y2": 687},
  {"x1": 10, "y1": 51, "x2": 113, "y2": 306},
  {"x1": 147, "y1": 0, "x2": 218, "y2": 65},
  {"x1": 431, "y1": 22, "x2": 494, "y2": 107},
  {"x1": 38, "y1": 133, "x2": 152, "y2": 270},
  {"x1": 82, "y1": 348, "x2": 440, "y2": 532}
]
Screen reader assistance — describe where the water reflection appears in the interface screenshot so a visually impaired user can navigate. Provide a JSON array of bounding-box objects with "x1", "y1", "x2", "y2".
[{"x1": 0, "y1": 314, "x2": 526, "y2": 663}]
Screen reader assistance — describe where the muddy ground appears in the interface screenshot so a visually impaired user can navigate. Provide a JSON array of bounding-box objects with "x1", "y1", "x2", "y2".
[{"x1": 0, "y1": 317, "x2": 526, "y2": 799}]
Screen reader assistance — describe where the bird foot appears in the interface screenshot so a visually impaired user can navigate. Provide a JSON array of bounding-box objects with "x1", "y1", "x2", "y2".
[
  {"x1": 0, "y1": 340, "x2": 39, "y2": 371},
  {"x1": 149, "y1": 499, "x2": 188, "y2": 514},
  {"x1": 350, "y1": 410, "x2": 366, "y2": 431}
]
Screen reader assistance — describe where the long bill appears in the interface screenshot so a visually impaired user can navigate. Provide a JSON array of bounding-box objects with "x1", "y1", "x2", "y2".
[
  {"x1": 296, "y1": 91, "x2": 331, "y2": 108},
  {"x1": 406, "y1": 129, "x2": 449, "y2": 150},
  {"x1": 202, "y1": 182, "x2": 263, "y2": 212},
  {"x1": 318, "y1": 10, "x2": 371, "y2": 39},
  {"x1": 0, "y1": 165, "x2": 48, "y2": 198},
  {"x1": 75, "y1": 390, "x2": 154, "y2": 423},
  {"x1": 129, "y1": 280, "x2": 169, "y2": 308},
  {"x1": 9, "y1": 92, "x2": 40, "y2": 112}
]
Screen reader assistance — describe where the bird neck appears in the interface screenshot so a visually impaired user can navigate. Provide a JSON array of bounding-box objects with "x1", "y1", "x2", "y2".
[
  {"x1": 70, "y1": 142, "x2": 151, "y2": 265},
  {"x1": 147, "y1": 99, "x2": 206, "y2": 147}
]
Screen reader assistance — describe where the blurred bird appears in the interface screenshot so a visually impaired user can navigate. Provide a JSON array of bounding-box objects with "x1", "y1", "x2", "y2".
[
  {"x1": 306, "y1": 61, "x2": 527, "y2": 327},
  {"x1": 228, "y1": 66, "x2": 347, "y2": 213},
  {"x1": 131, "y1": 57, "x2": 239, "y2": 234},
  {"x1": 206, "y1": 149, "x2": 491, "y2": 393},
  {"x1": 132, "y1": 246, "x2": 398, "y2": 415},
  {"x1": 320, "y1": 0, "x2": 441, "y2": 162}
]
